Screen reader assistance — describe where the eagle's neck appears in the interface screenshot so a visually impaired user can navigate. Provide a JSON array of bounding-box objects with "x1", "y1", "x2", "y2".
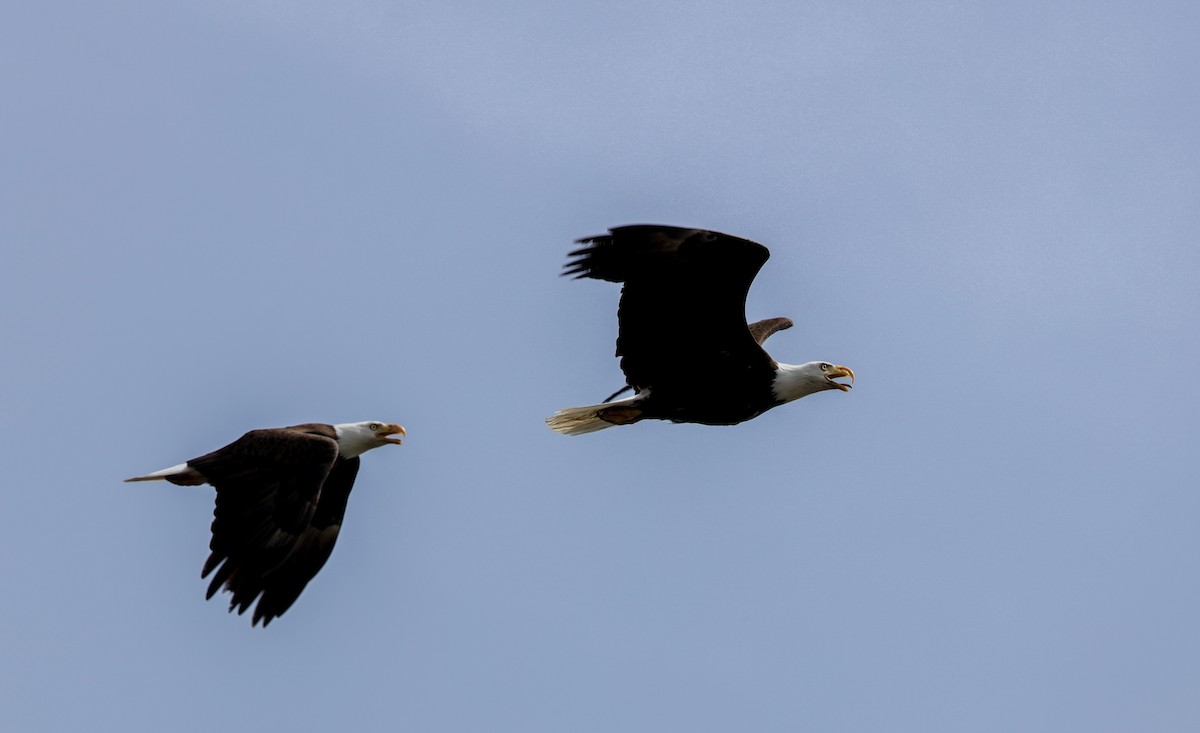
[{"x1": 771, "y1": 362, "x2": 827, "y2": 404}]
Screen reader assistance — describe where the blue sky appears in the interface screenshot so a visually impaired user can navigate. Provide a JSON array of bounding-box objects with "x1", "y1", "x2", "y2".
[{"x1": 3, "y1": 1, "x2": 1198, "y2": 731}]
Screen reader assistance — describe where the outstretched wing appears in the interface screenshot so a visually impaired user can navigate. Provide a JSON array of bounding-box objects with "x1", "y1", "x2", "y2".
[
  {"x1": 566, "y1": 225, "x2": 779, "y2": 397},
  {"x1": 188, "y1": 427, "x2": 343, "y2": 625}
]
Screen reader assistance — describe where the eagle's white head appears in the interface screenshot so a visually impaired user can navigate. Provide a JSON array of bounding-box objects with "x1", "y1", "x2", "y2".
[
  {"x1": 771, "y1": 362, "x2": 855, "y2": 404},
  {"x1": 334, "y1": 421, "x2": 406, "y2": 459}
]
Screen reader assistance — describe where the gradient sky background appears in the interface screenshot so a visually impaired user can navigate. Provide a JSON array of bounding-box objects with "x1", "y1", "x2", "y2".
[{"x1": 3, "y1": 1, "x2": 1199, "y2": 731}]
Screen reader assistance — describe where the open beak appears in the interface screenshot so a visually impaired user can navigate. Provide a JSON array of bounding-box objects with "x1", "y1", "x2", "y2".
[
  {"x1": 383, "y1": 424, "x2": 407, "y2": 445},
  {"x1": 826, "y1": 365, "x2": 855, "y2": 392}
]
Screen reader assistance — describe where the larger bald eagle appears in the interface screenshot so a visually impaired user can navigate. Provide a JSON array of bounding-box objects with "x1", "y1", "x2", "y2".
[
  {"x1": 547, "y1": 226, "x2": 854, "y2": 435},
  {"x1": 125, "y1": 420, "x2": 405, "y2": 626}
]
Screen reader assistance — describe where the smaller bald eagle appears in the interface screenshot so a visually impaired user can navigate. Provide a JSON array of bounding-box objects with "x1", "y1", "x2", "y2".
[
  {"x1": 125, "y1": 421, "x2": 406, "y2": 626},
  {"x1": 547, "y1": 225, "x2": 854, "y2": 435}
]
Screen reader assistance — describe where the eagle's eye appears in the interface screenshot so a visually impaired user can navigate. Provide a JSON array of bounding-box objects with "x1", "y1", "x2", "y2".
[
  {"x1": 820, "y1": 363, "x2": 830, "y2": 371},
  {"x1": 369, "y1": 422, "x2": 381, "y2": 431}
]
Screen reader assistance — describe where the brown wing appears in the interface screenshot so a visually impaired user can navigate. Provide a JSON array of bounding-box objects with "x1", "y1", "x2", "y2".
[
  {"x1": 240, "y1": 457, "x2": 360, "y2": 626},
  {"x1": 187, "y1": 426, "x2": 342, "y2": 625},
  {"x1": 566, "y1": 225, "x2": 778, "y2": 397},
  {"x1": 748, "y1": 317, "x2": 794, "y2": 345}
]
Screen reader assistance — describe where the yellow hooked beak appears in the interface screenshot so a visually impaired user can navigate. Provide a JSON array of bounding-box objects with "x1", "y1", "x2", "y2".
[
  {"x1": 826, "y1": 365, "x2": 855, "y2": 392},
  {"x1": 382, "y1": 424, "x2": 407, "y2": 445}
]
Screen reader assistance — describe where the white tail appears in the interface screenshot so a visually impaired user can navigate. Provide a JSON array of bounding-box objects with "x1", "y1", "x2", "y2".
[
  {"x1": 546, "y1": 404, "x2": 616, "y2": 435},
  {"x1": 546, "y1": 393, "x2": 645, "y2": 436},
  {"x1": 124, "y1": 463, "x2": 206, "y2": 485}
]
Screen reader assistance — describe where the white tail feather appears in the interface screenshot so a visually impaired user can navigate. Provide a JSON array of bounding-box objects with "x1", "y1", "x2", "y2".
[
  {"x1": 546, "y1": 393, "x2": 645, "y2": 436},
  {"x1": 124, "y1": 463, "x2": 205, "y2": 484},
  {"x1": 546, "y1": 405, "x2": 616, "y2": 435}
]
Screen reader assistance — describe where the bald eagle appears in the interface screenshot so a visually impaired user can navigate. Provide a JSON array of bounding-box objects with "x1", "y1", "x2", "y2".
[
  {"x1": 547, "y1": 226, "x2": 853, "y2": 435},
  {"x1": 125, "y1": 421, "x2": 406, "y2": 626}
]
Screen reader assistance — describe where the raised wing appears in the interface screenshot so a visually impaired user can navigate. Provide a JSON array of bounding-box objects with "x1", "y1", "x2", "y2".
[{"x1": 566, "y1": 225, "x2": 778, "y2": 395}]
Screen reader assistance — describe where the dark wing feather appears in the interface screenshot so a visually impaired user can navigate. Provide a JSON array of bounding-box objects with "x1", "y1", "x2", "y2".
[
  {"x1": 187, "y1": 426, "x2": 341, "y2": 624},
  {"x1": 246, "y1": 457, "x2": 360, "y2": 627},
  {"x1": 567, "y1": 226, "x2": 778, "y2": 396}
]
